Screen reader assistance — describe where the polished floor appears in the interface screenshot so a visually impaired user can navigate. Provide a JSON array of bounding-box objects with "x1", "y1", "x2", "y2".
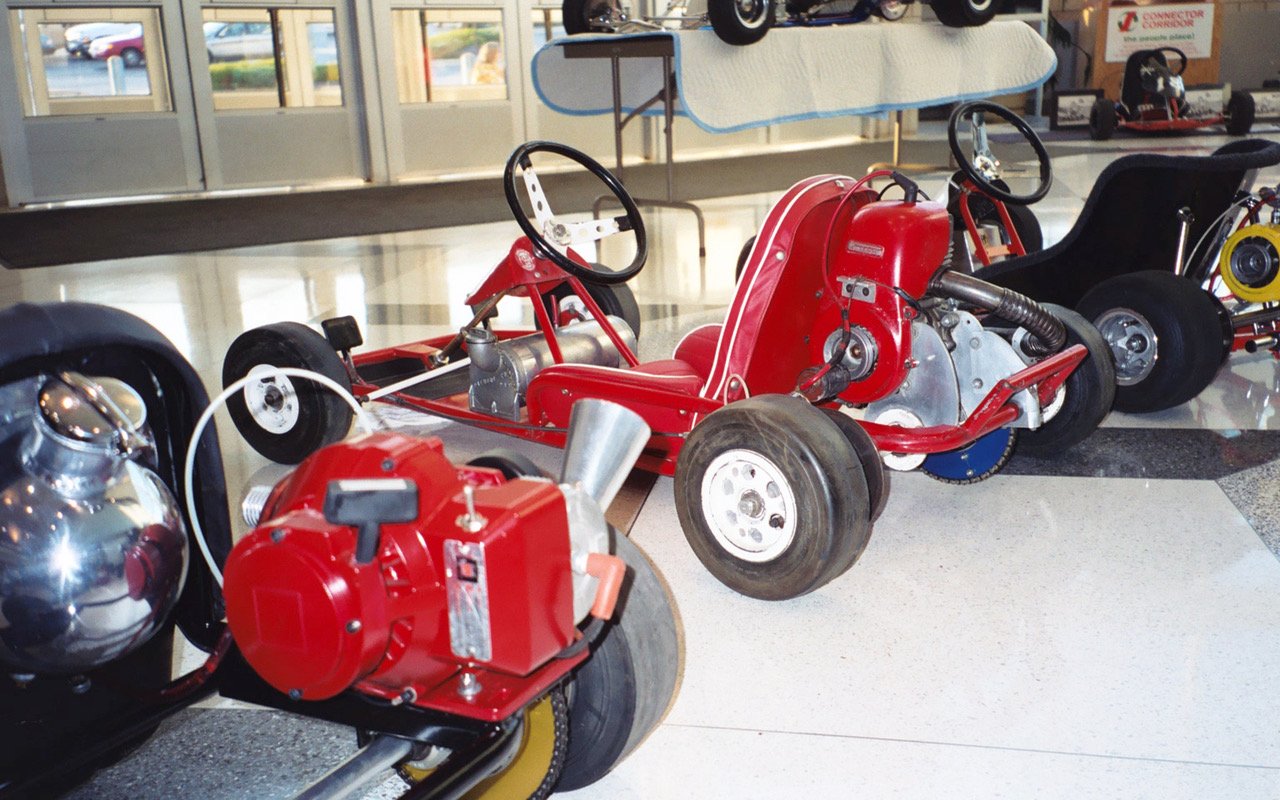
[{"x1": 22, "y1": 123, "x2": 1280, "y2": 799}]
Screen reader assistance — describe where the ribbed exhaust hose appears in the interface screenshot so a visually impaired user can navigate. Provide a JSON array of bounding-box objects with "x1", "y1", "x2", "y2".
[{"x1": 929, "y1": 270, "x2": 1066, "y2": 356}]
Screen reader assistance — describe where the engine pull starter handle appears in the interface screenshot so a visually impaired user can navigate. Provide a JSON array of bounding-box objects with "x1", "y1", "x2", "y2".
[
  {"x1": 323, "y1": 478, "x2": 420, "y2": 563},
  {"x1": 586, "y1": 553, "x2": 627, "y2": 620}
]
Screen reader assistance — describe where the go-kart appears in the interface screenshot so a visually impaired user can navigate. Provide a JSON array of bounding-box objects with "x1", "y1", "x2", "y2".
[
  {"x1": 222, "y1": 140, "x2": 1113, "y2": 602},
  {"x1": 945, "y1": 99, "x2": 1280, "y2": 412},
  {"x1": 0, "y1": 302, "x2": 679, "y2": 799},
  {"x1": 1089, "y1": 47, "x2": 1255, "y2": 140},
  {"x1": 562, "y1": 0, "x2": 997, "y2": 47}
]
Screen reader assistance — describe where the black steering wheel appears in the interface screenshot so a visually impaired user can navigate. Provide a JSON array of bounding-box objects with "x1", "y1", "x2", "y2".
[
  {"x1": 946, "y1": 101, "x2": 1052, "y2": 206},
  {"x1": 503, "y1": 141, "x2": 647, "y2": 285},
  {"x1": 1148, "y1": 46, "x2": 1188, "y2": 76}
]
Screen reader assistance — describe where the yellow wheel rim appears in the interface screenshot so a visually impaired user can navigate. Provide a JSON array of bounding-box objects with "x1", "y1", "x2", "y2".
[{"x1": 399, "y1": 689, "x2": 567, "y2": 799}]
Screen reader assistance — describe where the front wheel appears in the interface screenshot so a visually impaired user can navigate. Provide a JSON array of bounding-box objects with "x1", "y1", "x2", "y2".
[
  {"x1": 930, "y1": 0, "x2": 996, "y2": 27},
  {"x1": 222, "y1": 322, "x2": 353, "y2": 464},
  {"x1": 120, "y1": 47, "x2": 143, "y2": 68},
  {"x1": 1077, "y1": 271, "x2": 1225, "y2": 413},
  {"x1": 1226, "y1": 91, "x2": 1255, "y2": 136},
  {"x1": 674, "y1": 395, "x2": 871, "y2": 600},
  {"x1": 1089, "y1": 98, "x2": 1117, "y2": 141},
  {"x1": 707, "y1": 0, "x2": 774, "y2": 45},
  {"x1": 1016, "y1": 304, "x2": 1115, "y2": 456},
  {"x1": 544, "y1": 279, "x2": 642, "y2": 340}
]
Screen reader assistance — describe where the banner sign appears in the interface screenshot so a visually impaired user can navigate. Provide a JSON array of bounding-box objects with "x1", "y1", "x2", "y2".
[{"x1": 1104, "y1": 3, "x2": 1215, "y2": 63}]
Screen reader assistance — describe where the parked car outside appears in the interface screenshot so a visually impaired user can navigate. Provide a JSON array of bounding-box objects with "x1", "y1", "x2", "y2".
[
  {"x1": 88, "y1": 28, "x2": 145, "y2": 67},
  {"x1": 64, "y1": 22, "x2": 136, "y2": 58},
  {"x1": 205, "y1": 21, "x2": 274, "y2": 62}
]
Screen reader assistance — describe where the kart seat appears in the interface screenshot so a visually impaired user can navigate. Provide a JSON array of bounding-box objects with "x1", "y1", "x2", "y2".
[
  {"x1": 671, "y1": 324, "x2": 721, "y2": 382},
  {"x1": 1123, "y1": 48, "x2": 1169, "y2": 112},
  {"x1": 975, "y1": 138, "x2": 1280, "y2": 308}
]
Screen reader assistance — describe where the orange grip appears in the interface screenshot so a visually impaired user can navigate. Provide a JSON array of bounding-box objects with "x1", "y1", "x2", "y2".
[{"x1": 586, "y1": 553, "x2": 626, "y2": 620}]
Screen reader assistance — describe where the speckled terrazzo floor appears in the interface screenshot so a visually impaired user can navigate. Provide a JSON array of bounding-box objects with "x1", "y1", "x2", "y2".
[{"x1": 22, "y1": 126, "x2": 1280, "y2": 799}]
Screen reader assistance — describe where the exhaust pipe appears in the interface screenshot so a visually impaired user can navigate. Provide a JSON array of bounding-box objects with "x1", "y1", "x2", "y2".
[
  {"x1": 559, "y1": 399, "x2": 650, "y2": 510},
  {"x1": 930, "y1": 269, "x2": 1066, "y2": 356}
]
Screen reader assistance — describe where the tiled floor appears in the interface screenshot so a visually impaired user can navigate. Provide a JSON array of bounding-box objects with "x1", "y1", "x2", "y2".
[{"x1": 26, "y1": 124, "x2": 1280, "y2": 799}]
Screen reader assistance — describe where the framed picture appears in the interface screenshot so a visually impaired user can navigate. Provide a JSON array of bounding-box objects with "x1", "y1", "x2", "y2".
[
  {"x1": 1247, "y1": 89, "x2": 1280, "y2": 121},
  {"x1": 1050, "y1": 89, "x2": 1103, "y2": 130},
  {"x1": 1183, "y1": 84, "x2": 1225, "y2": 119}
]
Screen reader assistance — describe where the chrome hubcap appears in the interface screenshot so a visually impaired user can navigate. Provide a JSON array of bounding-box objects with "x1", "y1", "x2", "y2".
[{"x1": 1094, "y1": 308, "x2": 1158, "y2": 386}]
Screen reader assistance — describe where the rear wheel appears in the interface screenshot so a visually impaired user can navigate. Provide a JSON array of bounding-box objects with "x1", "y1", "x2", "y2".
[
  {"x1": 1226, "y1": 91, "x2": 1256, "y2": 136},
  {"x1": 1077, "y1": 271, "x2": 1224, "y2": 413},
  {"x1": 1015, "y1": 304, "x2": 1115, "y2": 456},
  {"x1": 931, "y1": 0, "x2": 996, "y2": 27},
  {"x1": 1089, "y1": 98, "x2": 1117, "y2": 141},
  {"x1": 675, "y1": 395, "x2": 871, "y2": 600},
  {"x1": 120, "y1": 47, "x2": 143, "y2": 68},
  {"x1": 707, "y1": 0, "x2": 774, "y2": 45},
  {"x1": 398, "y1": 689, "x2": 569, "y2": 799},
  {"x1": 222, "y1": 322, "x2": 353, "y2": 464},
  {"x1": 734, "y1": 235, "x2": 756, "y2": 283},
  {"x1": 820, "y1": 408, "x2": 887, "y2": 522}
]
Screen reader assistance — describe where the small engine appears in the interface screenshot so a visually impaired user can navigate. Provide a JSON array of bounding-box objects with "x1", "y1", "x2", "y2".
[
  {"x1": 466, "y1": 317, "x2": 636, "y2": 420},
  {"x1": 1221, "y1": 218, "x2": 1280, "y2": 304},
  {"x1": 223, "y1": 399, "x2": 646, "y2": 720}
]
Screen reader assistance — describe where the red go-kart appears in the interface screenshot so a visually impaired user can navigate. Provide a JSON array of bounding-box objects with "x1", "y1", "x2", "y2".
[
  {"x1": 1089, "y1": 47, "x2": 1255, "y2": 141},
  {"x1": 223, "y1": 141, "x2": 1113, "y2": 601}
]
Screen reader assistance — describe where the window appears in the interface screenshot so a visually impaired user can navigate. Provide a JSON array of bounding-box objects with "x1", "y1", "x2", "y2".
[
  {"x1": 392, "y1": 9, "x2": 507, "y2": 104},
  {"x1": 201, "y1": 7, "x2": 342, "y2": 110},
  {"x1": 531, "y1": 7, "x2": 565, "y2": 50},
  {"x1": 7, "y1": 7, "x2": 172, "y2": 116}
]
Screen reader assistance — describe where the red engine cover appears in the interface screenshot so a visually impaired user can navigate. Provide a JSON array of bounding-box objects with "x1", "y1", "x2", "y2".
[
  {"x1": 828, "y1": 199, "x2": 952, "y2": 298},
  {"x1": 223, "y1": 432, "x2": 576, "y2": 706}
]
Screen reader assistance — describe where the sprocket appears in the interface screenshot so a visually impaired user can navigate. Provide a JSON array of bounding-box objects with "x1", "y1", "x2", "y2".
[{"x1": 921, "y1": 427, "x2": 1017, "y2": 484}]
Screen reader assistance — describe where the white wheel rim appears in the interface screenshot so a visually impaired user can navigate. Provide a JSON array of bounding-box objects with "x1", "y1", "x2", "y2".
[
  {"x1": 1094, "y1": 308, "x2": 1158, "y2": 386},
  {"x1": 699, "y1": 449, "x2": 797, "y2": 563},
  {"x1": 243, "y1": 364, "x2": 300, "y2": 434}
]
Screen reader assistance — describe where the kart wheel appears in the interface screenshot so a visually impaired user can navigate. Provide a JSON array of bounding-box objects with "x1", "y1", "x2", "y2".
[
  {"x1": 949, "y1": 175, "x2": 1044, "y2": 259},
  {"x1": 1226, "y1": 91, "x2": 1255, "y2": 136},
  {"x1": 1077, "y1": 271, "x2": 1224, "y2": 413},
  {"x1": 931, "y1": 0, "x2": 996, "y2": 27},
  {"x1": 562, "y1": 0, "x2": 621, "y2": 34},
  {"x1": 674, "y1": 395, "x2": 871, "y2": 600},
  {"x1": 399, "y1": 690, "x2": 570, "y2": 799},
  {"x1": 545, "y1": 279, "x2": 642, "y2": 340},
  {"x1": 468, "y1": 449, "x2": 549, "y2": 479},
  {"x1": 1015, "y1": 304, "x2": 1115, "y2": 456},
  {"x1": 820, "y1": 407, "x2": 887, "y2": 522},
  {"x1": 1208, "y1": 293, "x2": 1235, "y2": 365},
  {"x1": 557, "y1": 533, "x2": 681, "y2": 790},
  {"x1": 708, "y1": 0, "x2": 774, "y2": 46},
  {"x1": 922, "y1": 427, "x2": 1016, "y2": 483},
  {"x1": 121, "y1": 47, "x2": 143, "y2": 68},
  {"x1": 873, "y1": 0, "x2": 909, "y2": 20},
  {"x1": 222, "y1": 322, "x2": 353, "y2": 464},
  {"x1": 1089, "y1": 98, "x2": 1117, "y2": 141},
  {"x1": 734, "y1": 235, "x2": 756, "y2": 283}
]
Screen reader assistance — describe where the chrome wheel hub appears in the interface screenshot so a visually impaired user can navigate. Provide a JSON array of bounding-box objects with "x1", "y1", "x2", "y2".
[{"x1": 1094, "y1": 308, "x2": 1158, "y2": 386}]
